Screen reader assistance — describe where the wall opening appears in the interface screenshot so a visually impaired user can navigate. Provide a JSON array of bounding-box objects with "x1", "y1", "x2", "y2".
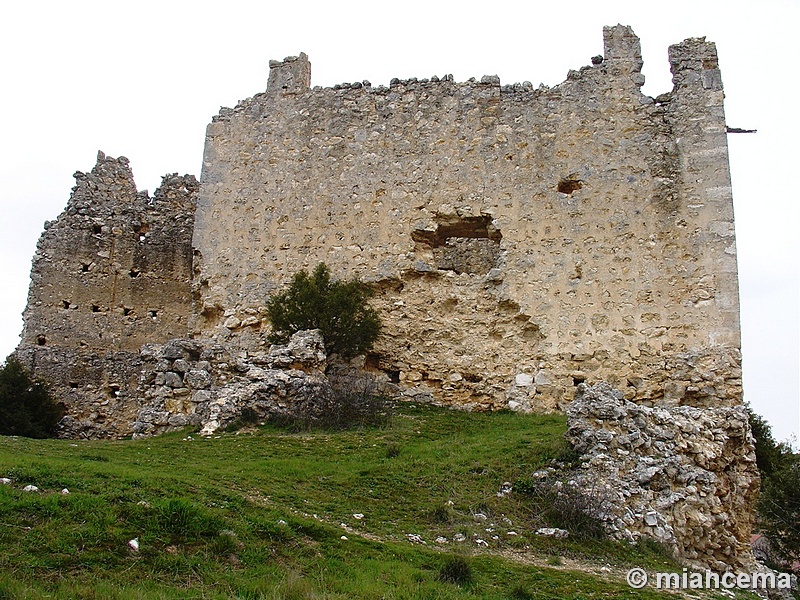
[
  {"x1": 412, "y1": 215, "x2": 502, "y2": 275},
  {"x1": 557, "y1": 175, "x2": 583, "y2": 195}
]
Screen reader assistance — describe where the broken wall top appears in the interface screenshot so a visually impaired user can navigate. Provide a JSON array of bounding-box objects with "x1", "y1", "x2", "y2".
[{"x1": 191, "y1": 25, "x2": 740, "y2": 409}]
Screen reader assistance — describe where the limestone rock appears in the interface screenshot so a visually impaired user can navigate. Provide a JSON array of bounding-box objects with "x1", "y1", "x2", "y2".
[
  {"x1": 564, "y1": 382, "x2": 759, "y2": 572},
  {"x1": 536, "y1": 528, "x2": 569, "y2": 539},
  {"x1": 128, "y1": 330, "x2": 334, "y2": 437},
  {"x1": 267, "y1": 329, "x2": 327, "y2": 371}
]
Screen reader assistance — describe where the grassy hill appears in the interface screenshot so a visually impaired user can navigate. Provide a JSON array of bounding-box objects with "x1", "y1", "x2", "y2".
[{"x1": 0, "y1": 403, "x2": 759, "y2": 599}]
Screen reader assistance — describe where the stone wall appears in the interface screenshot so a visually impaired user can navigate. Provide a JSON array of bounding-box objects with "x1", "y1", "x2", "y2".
[
  {"x1": 15, "y1": 25, "x2": 744, "y2": 434},
  {"x1": 131, "y1": 330, "x2": 329, "y2": 438},
  {"x1": 10, "y1": 25, "x2": 762, "y2": 574},
  {"x1": 15, "y1": 152, "x2": 198, "y2": 437},
  {"x1": 192, "y1": 25, "x2": 741, "y2": 412},
  {"x1": 564, "y1": 382, "x2": 759, "y2": 572}
]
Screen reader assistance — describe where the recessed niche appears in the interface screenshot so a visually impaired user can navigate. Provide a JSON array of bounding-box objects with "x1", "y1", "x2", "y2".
[
  {"x1": 412, "y1": 215, "x2": 502, "y2": 275},
  {"x1": 558, "y1": 176, "x2": 583, "y2": 195}
]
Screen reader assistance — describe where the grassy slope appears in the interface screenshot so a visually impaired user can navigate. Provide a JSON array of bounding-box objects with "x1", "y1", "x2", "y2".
[{"x1": 0, "y1": 404, "x2": 757, "y2": 599}]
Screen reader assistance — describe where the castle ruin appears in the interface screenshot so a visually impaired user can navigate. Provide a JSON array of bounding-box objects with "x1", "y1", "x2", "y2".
[
  {"x1": 18, "y1": 25, "x2": 742, "y2": 429},
  {"x1": 13, "y1": 23, "x2": 763, "y2": 574}
]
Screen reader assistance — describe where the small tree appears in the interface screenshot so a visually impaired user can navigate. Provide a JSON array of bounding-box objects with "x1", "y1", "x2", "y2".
[
  {"x1": 0, "y1": 357, "x2": 63, "y2": 438},
  {"x1": 748, "y1": 407, "x2": 792, "y2": 478},
  {"x1": 266, "y1": 263, "x2": 381, "y2": 359},
  {"x1": 748, "y1": 407, "x2": 799, "y2": 569},
  {"x1": 758, "y1": 459, "x2": 800, "y2": 566}
]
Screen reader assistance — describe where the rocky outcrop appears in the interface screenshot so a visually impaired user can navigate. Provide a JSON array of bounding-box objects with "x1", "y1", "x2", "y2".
[{"x1": 564, "y1": 382, "x2": 759, "y2": 571}]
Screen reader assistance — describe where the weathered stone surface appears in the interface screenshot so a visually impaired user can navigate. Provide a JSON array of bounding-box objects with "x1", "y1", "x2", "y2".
[
  {"x1": 21, "y1": 153, "x2": 197, "y2": 354},
  {"x1": 192, "y1": 26, "x2": 741, "y2": 412},
  {"x1": 267, "y1": 329, "x2": 327, "y2": 371},
  {"x1": 12, "y1": 36, "x2": 750, "y2": 564},
  {"x1": 9, "y1": 34, "x2": 761, "y2": 580},
  {"x1": 564, "y1": 382, "x2": 759, "y2": 572},
  {"x1": 14, "y1": 153, "x2": 198, "y2": 438},
  {"x1": 128, "y1": 329, "x2": 332, "y2": 438}
]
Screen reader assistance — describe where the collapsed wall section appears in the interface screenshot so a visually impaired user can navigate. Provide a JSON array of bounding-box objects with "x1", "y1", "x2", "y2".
[
  {"x1": 193, "y1": 25, "x2": 742, "y2": 411},
  {"x1": 565, "y1": 382, "x2": 759, "y2": 572},
  {"x1": 15, "y1": 152, "x2": 198, "y2": 437}
]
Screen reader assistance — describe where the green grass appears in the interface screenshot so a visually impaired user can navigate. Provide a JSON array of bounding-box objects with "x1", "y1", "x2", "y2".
[{"x1": 0, "y1": 404, "x2": 756, "y2": 598}]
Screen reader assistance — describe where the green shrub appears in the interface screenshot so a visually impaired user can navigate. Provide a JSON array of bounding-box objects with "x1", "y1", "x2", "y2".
[
  {"x1": 0, "y1": 357, "x2": 63, "y2": 438},
  {"x1": 748, "y1": 407, "x2": 799, "y2": 570},
  {"x1": 516, "y1": 475, "x2": 610, "y2": 540},
  {"x1": 759, "y1": 460, "x2": 800, "y2": 568},
  {"x1": 748, "y1": 406, "x2": 794, "y2": 478},
  {"x1": 436, "y1": 555, "x2": 473, "y2": 586},
  {"x1": 544, "y1": 482, "x2": 609, "y2": 540},
  {"x1": 265, "y1": 263, "x2": 380, "y2": 359}
]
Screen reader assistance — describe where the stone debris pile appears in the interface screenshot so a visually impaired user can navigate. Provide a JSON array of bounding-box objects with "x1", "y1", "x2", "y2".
[
  {"x1": 132, "y1": 330, "x2": 331, "y2": 438},
  {"x1": 564, "y1": 382, "x2": 759, "y2": 572}
]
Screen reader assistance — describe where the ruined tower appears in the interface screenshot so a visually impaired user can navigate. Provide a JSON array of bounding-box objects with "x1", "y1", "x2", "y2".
[
  {"x1": 16, "y1": 153, "x2": 198, "y2": 436},
  {"x1": 14, "y1": 25, "x2": 759, "y2": 570},
  {"x1": 191, "y1": 25, "x2": 741, "y2": 413},
  {"x1": 17, "y1": 25, "x2": 742, "y2": 433}
]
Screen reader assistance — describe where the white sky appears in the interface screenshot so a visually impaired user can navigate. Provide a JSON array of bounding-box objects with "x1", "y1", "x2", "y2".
[{"x1": 0, "y1": 0, "x2": 797, "y2": 444}]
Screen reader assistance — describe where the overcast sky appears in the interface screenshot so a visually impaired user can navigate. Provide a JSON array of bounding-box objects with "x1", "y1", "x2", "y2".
[{"x1": 1, "y1": 0, "x2": 797, "y2": 444}]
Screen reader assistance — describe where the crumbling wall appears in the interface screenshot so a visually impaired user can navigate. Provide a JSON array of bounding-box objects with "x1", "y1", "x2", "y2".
[
  {"x1": 564, "y1": 382, "x2": 759, "y2": 572},
  {"x1": 16, "y1": 25, "x2": 744, "y2": 437},
  {"x1": 192, "y1": 25, "x2": 742, "y2": 412},
  {"x1": 131, "y1": 329, "x2": 330, "y2": 438},
  {"x1": 10, "y1": 25, "x2": 762, "y2": 578},
  {"x1": 15, "y1": 152, "x2": 198, "y2": 437}
]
